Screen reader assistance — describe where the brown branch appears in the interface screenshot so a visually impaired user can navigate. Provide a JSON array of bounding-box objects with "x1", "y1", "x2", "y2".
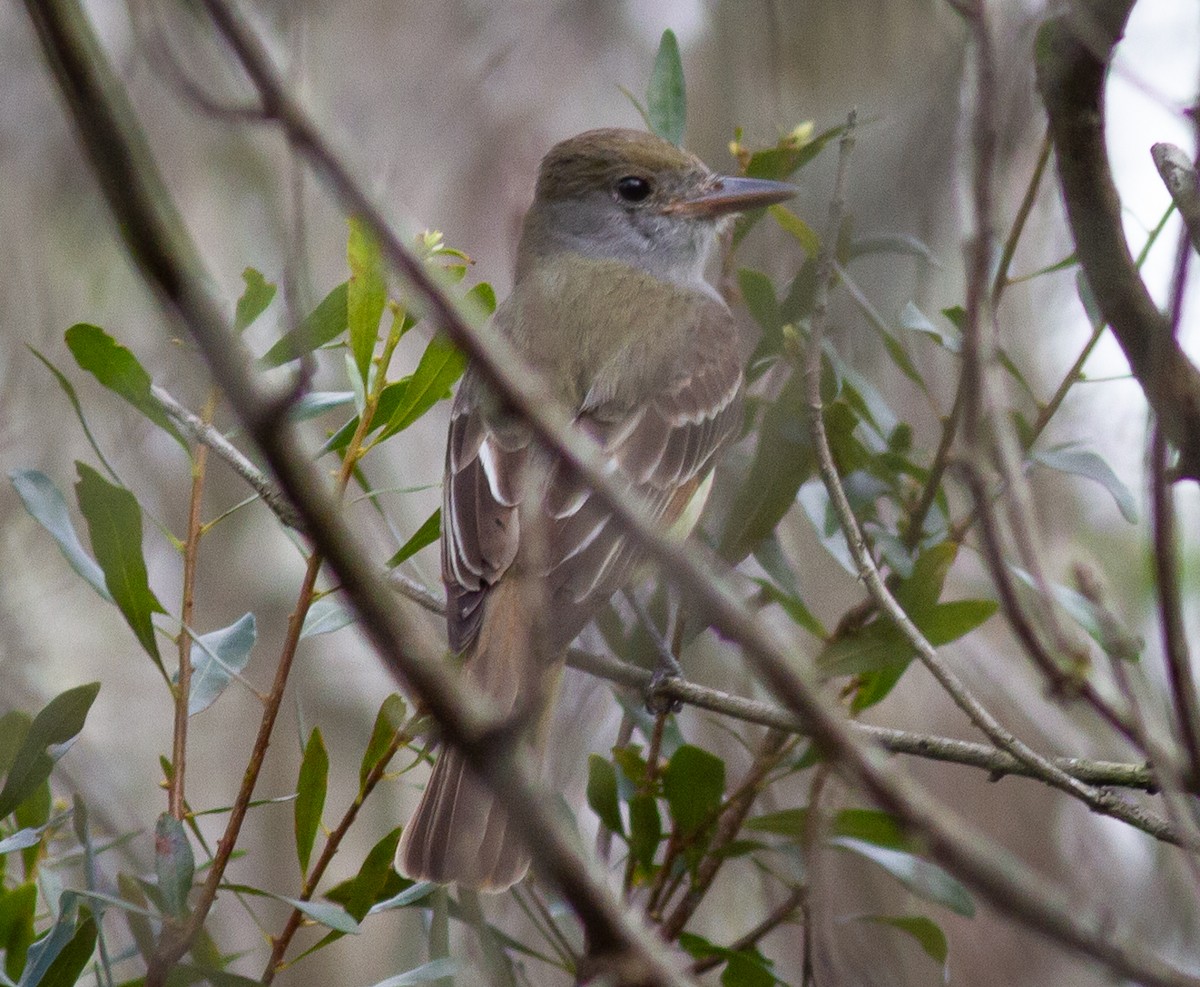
[
  {"x1": 1037, "y1": 1, "x2": 1200, "y2": 481},
  {"x1": 566, "y1": 648, "x2": 1158, "y2": 792},
  {"x1": 168, "y1": 391, "x2": 215, "y2": 821}
]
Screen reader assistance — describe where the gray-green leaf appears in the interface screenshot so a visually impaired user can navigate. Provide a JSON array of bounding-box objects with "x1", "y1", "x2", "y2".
[
  {"x1": 10, "y1": 469, "x2": 111, "y2": 601},
  {"x1": 646, "y1": 29, "x2": 686, "y2": 145},
  {"x1": 1031, "y1": 445, "x2": 1138, "y2": 523},
  {"x1": 187, "y1": 613, "x2": 256, "y2": 715}
]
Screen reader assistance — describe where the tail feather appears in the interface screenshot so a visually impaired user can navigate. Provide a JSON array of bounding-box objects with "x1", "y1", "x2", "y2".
[
  {"x1": 397, "y1": 578, "x2": 557, "y2": 891},
  {"x1": 397, "y1": 746, "x2": 530, "y2": 891}
]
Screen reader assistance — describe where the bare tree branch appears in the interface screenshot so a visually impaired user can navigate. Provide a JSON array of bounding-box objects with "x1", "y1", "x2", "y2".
[
  {"x1": 1153, "y1": 143, "x2": 1200, "y2": 255},
  {"x1": 1037, "y1": 1, "x2": 1200, "y2": 481}
]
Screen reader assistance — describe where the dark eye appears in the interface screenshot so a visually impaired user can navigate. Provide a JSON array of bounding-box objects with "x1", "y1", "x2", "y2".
[{"x1": 615, "y1": 175, "x2": 652, "y2": 203}]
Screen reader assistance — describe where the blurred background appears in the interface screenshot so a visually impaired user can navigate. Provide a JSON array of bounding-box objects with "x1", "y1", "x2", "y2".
[{"x1": 1, "y1": 1, "x2": 1197, "y2": 984}]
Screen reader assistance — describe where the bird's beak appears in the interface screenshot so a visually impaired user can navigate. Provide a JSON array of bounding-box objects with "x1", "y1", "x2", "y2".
[{"x1": 664, "y1": 175, "x2": 796, "y2": 217}]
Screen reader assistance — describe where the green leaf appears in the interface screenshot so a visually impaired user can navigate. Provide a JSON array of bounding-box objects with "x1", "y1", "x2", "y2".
[
  {"x1": 348, "y1": 217, "x2": 388, "y2": 383},
  {"x1": 360, "y1": 694, "x2": 407, "y2": 789},
  {"x1": 260, "y1": 281, "x2": 349, "y2": 368},
  {"x1": 367, "y1": 959, "x2": 459, "y2": 987},
  {"x1": 858, "y1": 914, "x2": 948, "y2": 968},
  {"x1": 627, "y1": 794, "x2": 661, "y2": 872},
  {"x1": 64, "y1": 323, "x2": 187, "y2": 452},
  {"x1": 586, "y1": 755, "x2": 624, "y2": 838},
  {"x1": 324, "y1": 827, "x2": 403, "y2": 922},
  {"x1": 187, "y1": 614, "x2": 256, "y2": 715},
  {"x1": 737, "y1": 268, "x2": 782, "y2": 341},
  {"x1": 386, "y1": 510, "x2": 441, "y2": 568},
  {"x1": 831, "y1": 837, "x2": 974, "y2": 916},
  {"x1": 74, "y1": 463, "x2": 168, "y2": 670},
  {"x1": 1031, "y1": 445, "x2": 1138, "y2": 523},
  {"x1": 378, "y1": 334, "x2": 466, "y2": 440},
  {"x1": 718, "y1": 376, "x2": 813, "y2": 564},
  {"x1": 662, "y1": 745, "x2": 724, "y2": 837},
  {"x1": 769, "y1": 204, "x2": 820, "y2": 256},
  {"x1": 914, "y1": 599, "x2": 998, "y2": 646},
  {"x1": 155, "y1": 813, "x2": 194, "y2": 919},
  {"x1": 295, "y1": 728, "x2": 329, "y2": 877},
  {"x1": 9, "y1": 469, "x2": 111, "y2": 602},
  {"x1": 0, "y1": 882, "x2": 37, "y2": 980},
  {"x1": 464, "y1": 280, "x2": 498, "y2": 318},
  {"x1": 753, "y1": 578, "x2": 825, "y2": 638},
  {"x1": 720, "y1": 951, "x2": 774, "y2": 987},
  {"x1": 234, "y1": 268, "x2": 277, "y2": 334},
  {"x1": 645, "y1": 29, "x2": 686, "y2": 145},
  {"x1": 0, "y1": 684, "x2": 99, "y2": 820},
  {"x1": 300, "y1": 596, "x2": 355, "y2": 640},
  {"x1": 36, "y1": 913, "x2": 97, "y2": 987}
]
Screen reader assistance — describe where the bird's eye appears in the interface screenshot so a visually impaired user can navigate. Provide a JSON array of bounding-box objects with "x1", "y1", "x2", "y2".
[{"x1": 614, "y1": 175, "x2": 652, "y2": 203}]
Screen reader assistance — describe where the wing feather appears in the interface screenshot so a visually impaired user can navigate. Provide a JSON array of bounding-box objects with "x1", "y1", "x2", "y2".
[{"x1": 442, "y1": 306, "x2": 743, "y2": 655}]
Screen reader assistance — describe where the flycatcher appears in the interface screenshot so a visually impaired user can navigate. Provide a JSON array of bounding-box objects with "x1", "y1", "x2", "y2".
[{"x1": 397, "y1": 128, "x2": 795, "y2": 890}]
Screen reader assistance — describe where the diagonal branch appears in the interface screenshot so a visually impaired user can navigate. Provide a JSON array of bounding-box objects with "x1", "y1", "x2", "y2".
[{"x1": 1036, "y1": 1, "x2": 1200, "y2": 481}]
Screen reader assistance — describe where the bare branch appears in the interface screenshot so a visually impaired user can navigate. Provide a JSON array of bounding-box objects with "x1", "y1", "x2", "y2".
[
  {"x1": 1037, "y1": 2, "x2": 1200, "y2": 480},
  {"x1": 1153, "y1": 143, "x2": 1200, "y2": 255}
]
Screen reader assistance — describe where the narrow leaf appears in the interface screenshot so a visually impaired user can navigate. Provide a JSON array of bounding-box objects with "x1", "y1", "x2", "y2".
[
  {"x1": 628, "y1": 795, "x2": 661, "y2": 872},
  {"x1": 234, "y1": 268, "x2": 277, "y2": 333},
  {"x1": 586, "y1": 756, "x2": 624, "y2": 838},
  {"x1": 295, "y1": 728, "x2": 329, "y2": 876},
  {"x1": 831, "y1": 837, "x2": 974, "y2": 916},
  {"x1": 1031, "y1": 445, "x2": 1138, "y2": 523},
  {"x1": 75, "y1": 463, "x2": 167, "y2": 669},
  {"x1": 260, "y1": 281, "x2": 349, "y2": 368},
  {"x1": 368, "y1": 959, "x2": 459, "y2": 987},
  {"x1": 64, "y1": 323, "x2": 187, "y2": 452},
  {"x1": 187, "y1": 613, "x2": 256, "y2": 715},
  {"x1": 769, "y1": 204, "x2": 820, "y2": 256},
  {"x1": 858, "y1": 914, "x2": 949, "y2": 968},
  {"x1": 324, "y1": 827, "x2": 403, "y2": 922},
  {"x1": 379, "y1": 334, "x2": 465, "y2": 440},
  {"x1": 34, "y1": 914, "x2": 96, "y2": 987},
  {"x1": 9, "y1": 469, "x2": 111, "y2": 601},
  {"x1": 0, "y1": 684, "x2": 99, "y2": 820},
  {"x1": 646, "y1": 29, "x2": 686, "y2": 145},
  {"x1": 155, "y1": 813, "x2": 195, "y2": 919},
  {"x1": 300, "y1": 596, "x2": 356, "y2": 639},
  {"x1": 385, "y1": 510, "x2": 441, "y2": 568},
  {"x1": 360, "y1": 695, "x2": 407, "y2": 788},
  {"x1": 348, "y1": 218, "x2": 387, "y2": 383},
  {"x1": 0, "y1": 882, "x2": 37, "y2": 980}
]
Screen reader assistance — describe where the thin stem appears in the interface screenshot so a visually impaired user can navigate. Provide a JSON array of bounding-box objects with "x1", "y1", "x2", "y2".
[{"x1": 168, "y1": 389, "x2": 216, "y2": 820}]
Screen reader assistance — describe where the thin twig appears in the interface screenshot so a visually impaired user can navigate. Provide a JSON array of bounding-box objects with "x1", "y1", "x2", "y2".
[
  {"x1": 1152, "y1": 143, "x2": 1200, "y2": 255},
  {"x1": 690, "y1": 885, "x2": 806, "y2": 974},
  {"x1": 660, "y1": 731, "x2": 789, "y2": 939},
  {"x1": 152, "y1": 384, "x2": 304, "y2": 530},
  {"x1": 168, "y1": 390, "x2": 215, "y2": 820}
]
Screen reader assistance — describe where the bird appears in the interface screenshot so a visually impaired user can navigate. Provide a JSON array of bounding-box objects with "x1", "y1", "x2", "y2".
[{"x1": 397, "y1": 127, "x2": 795, "y2": 890}]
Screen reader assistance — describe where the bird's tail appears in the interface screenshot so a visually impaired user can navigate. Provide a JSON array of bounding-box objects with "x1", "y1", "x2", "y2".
[{"x1": 397, "y1": 579, "x2": 559, "y2": 891}]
